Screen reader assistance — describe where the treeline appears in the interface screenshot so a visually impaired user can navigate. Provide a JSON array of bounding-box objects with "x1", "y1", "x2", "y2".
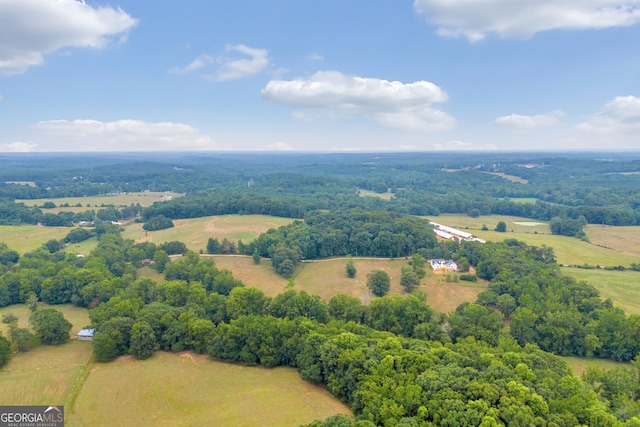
[
  {"x1": 0, "y1": 199, "x2": 142, "y2": 226},
  {"x1": 470, "y1": 239, "x2": 640, "y2": 362},
  {"x1": 245, "y1": 210, "x2": 437, "y2": 275}
]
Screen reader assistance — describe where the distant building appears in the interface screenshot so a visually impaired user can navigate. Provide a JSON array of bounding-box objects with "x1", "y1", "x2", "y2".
[
  {"x1": 429, "y1": 221, "x2": 485, "y2": 243},
  {"x1": 430, "y1": 259, "x2": 458, "y2": 271},
  {"x1": 77, "y1": 328, "x2": 96, "y2": 341}
]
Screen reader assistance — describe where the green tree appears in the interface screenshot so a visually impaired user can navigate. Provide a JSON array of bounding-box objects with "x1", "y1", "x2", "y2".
[
  {"x1": 153, "y1": 249, "x2": 169, "y2": 273},
  {"x1": 400, "y1": 266, "x2": 420, "y2": 293},
  {"x1": 495, "y1": 221, "x2": 507, "y2": 232},
  {"x1": 252, "y1": 249, "x2": 261, "y2": 265},
  {"x1": 25, "y1": 293, "x2": 38, "y2": 313},
  {"x1": 0, "y1": 333, "x2": 10, "y2": 368},
  {"x1": 346, "y1": 256, "x2": 357, "y2": 278},
  {"x1": 367, "y1": 270, "x2": 390, "y2": 297},
  {"x1": 129, "y1": 321, "x2": 158, "y2": 360},
  {"x1": 143, "y1": 215, "x2": 174, "y2": 231},
  {"x1": 29, "y1": 307, "x2": 72, "y2": 345},
  {"x1": 92, "y1": 331, "x2": 119, "y2": 362}
]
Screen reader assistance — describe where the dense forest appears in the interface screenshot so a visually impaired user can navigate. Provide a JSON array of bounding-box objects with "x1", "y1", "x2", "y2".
[
  {"x1": 4, "y1": 152, "x2": 640, "y2": 425},
  {"x1": 3, "y1": 152, "x2": 640, "y2": 226}
]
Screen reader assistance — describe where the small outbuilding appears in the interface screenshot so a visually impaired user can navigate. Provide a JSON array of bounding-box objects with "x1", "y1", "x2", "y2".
[{"x1": 77, "y1": 328, "x2": 96, "y2": 341}]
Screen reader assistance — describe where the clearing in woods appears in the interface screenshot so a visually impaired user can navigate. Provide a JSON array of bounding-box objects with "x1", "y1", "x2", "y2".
[
  {"x1": 68, "y1": 351, "x2": 351, "y2": 427},
  {"x1": 17, "y1": 192, "x2": 184, "y2": 211},
  {"x1": 122, "y1": 214, "x2": 295, "y2": 252},
  {"x1": 210, "y1": 255, "x2": 486, "y2": 312}
]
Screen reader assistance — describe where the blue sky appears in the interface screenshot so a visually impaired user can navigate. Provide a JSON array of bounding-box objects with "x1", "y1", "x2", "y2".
[{"x1": 1, "y1": 0, "x2": 639, "y2": 152}]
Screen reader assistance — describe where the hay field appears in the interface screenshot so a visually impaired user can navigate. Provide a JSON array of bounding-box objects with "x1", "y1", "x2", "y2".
[
  {"x1": 209, "y1": 255, "x2": 288, "y2": 297},
  {"x1": 0, "y1": 303, "x2": 90, "y2": 337},
  {"x1": 0, "y1": 304, "x2": 92, "y2": 406},
  {"x1": 0, "y1": 225, "x2": 73, "y2": 254},
  {"x1": 429, "y1": 214, "x2": 640, "y2": 267},
  {"x1": 122, "y1": 214, "x2": 295, "y2": 252},
  {"x1": 17, "y1": 192, "x2": 184, "y2": 209},
  {"x1": 561, "y1": 267, "x2": 640, "y2": 314},
  {"x1": 68, "y1": 352, "x2": 351, "y2": 427},
  {"x1": 585, "y1": 225, "x2": 640, "y2": 259}
]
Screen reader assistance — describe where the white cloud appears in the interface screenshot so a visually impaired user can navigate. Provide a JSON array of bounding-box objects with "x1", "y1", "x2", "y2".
[
  {"x1": 495, "y1": 110, "x2": 564, "y2": 130},
  {"x1": 0, "y1": 141, "x2": 38, "y2": 152},
  {"x1": 172, "y1": 44, "x2": 270, "y2": 81},
  {"x1": 262, "y1": 71, "x2": 455, "y2": 131},
  {"x1": 0, "y1": 0, "x2": 138, "y2": 75},
  {"x1": 34, "y1": 119, "x2": 218, "y2": 151},
  {"x1": 577, "y1": 96, "x2": 640, "y2": 137},
  {"x1": 433, "y1": 140, "x2": 497, "y2": 151},
  {"x1": 308, "y1": 53, "x2": 324, "y2": 61},
  {"x1": 413, "y1": 0, "x2": 640, "y2": 41},
  {"x1": 0, "y1": 94, "x2": 3, "y2": 101},
  {"x1": 266, "y1": 141, "x2": 293, "y2": 151}
]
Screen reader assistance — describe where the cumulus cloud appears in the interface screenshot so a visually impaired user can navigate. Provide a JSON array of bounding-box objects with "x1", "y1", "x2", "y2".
[
  {"x1": 495, "y1": 110, "x2": 564, "y2": 130},
  {"x1": 577, "y1": 96, "x2": 640, "y2": 137},
  {"x1": 0, "y1": 0, "x2": 138, "y2": 75},
  {"x1": 171, "y1": 44, "x2": 270, "y2": 81},
  {"x1": 0, "y1": 141, "x2": 38, "y2": 152},
  {"x1": 413, "y1": 0, "x2": 640, "y2": 41},
  {"x1": 34, "y1": 119, "x2": 217, "y2": 151},
  {"x1": 308, "y1": 53, "x2": 324, "y2": 61},
  {"x1": 262, "y1": 71, "x2": 455, "y2": 131}
]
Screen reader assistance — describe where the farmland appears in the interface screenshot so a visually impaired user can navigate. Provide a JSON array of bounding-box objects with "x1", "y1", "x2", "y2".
[
  {"x1": 0, "y1": 224, "x2": 73, "y2": 255},
  {"x1": 17, "y1": 192, "x2": 184, "y2": 211},
  {"x1": 561, "y1": 267, "x2": 640, "y2": 315},
  {"x1": 69, "y1": 352, "x2": 351, "y2": 427},
  {"x1": 123, "y1": 214, "x2": 295, "y2": 252},
  {"x1": 428, "y1": 214, "x2": 640, "y2": 267},
  {"x1": 210, "y1": 255, "x2": 486, "y2": 313}
]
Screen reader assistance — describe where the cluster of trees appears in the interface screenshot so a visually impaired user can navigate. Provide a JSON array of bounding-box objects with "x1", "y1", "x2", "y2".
[
  {"x1": 142, "y1": 214, "x2": 174, "y2": 231},
  {"x1": 1, "y1": 303, "x2": 72, "y2": 366},
  {"x1": 247, "y1": 209, "x2": 437, "y2": 276}
]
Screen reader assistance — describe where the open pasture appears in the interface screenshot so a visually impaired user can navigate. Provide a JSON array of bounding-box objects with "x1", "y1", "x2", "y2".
[
  {"x1": 17, "y1": 191, "x2": 184, "y2": 209},
  {"x1": 561, "y1": 267, "x2": 640, "y2": 315},
  {"x1": 68, "y1": 352, "x2": 351, "y2": 427},
  {"x1": 0, "y1": 342, "x2": 92, "y2": 406},
  {"x1": 0, "y1": 304, "x2": 91, "y2": 406},
  {"x1": 357, "y1": 188, "x2": 394, "y2": 200},
  {"x1": 0, "y1": 224, "x2": 72, "y2": 254},
  {"x1": 0, "y1": 303, "x2": 90, "y2": 339},
  {"x1": 205, "y1": 256, "x2": 483, "y2": 312},
  {"x1": 209, "y1": 255, "x2": 289, "y2": 297},
  {"x1": 584, "y1": 225, "x2": 640, "y2": 259},
  {"x1": 122, "y1": 214, "x2": 295, "y2": 252},
  {"x1": 430, "y1": 214, "x2": 639, "y2": 267},
  {"x1": 562, "y1": 356, "x2": 631, "y2": 377}
]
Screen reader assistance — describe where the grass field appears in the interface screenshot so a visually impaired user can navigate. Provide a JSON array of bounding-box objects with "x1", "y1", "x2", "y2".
[
  {"x1": 0, "y1": 303, "x2": 90, "y2": 337},
  {"x1": 0, "y1": 225, "x2": 73, "y2": 254},
  {"x1": 122, "y1": 214, "x2": 296, "y2": 252},
  {"x1": 561, "y1": 267, "x2": 640, "y2": 314},
  {"x1": 68, "y1": 352, "x2": 351, "y2": 427},
  {"x1": 208, "y1": 255, "x2": 485, "y2": 312},
  {"x1": 584, "y1": 225, "x2": 640, "y2": 259},
  {"x1": 429, "y1": 214, "x2": 640, "y2": 267},
  {"x1": 357, "y1": 188, "x2": 394, "y2": 200},
  {"x1": 17, "y1": 192, "x2": 184, "y2": 209},
  {"x1": 562, "y1": 356, "x2": 631, "y2": 377},
  {"x1": 0, "y1": 304, "x2": 92, "y2": 406}
]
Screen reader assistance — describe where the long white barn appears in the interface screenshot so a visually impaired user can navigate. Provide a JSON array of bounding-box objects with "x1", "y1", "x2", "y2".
[{"x1": 429, "y1": 221, "x2": 485, "y2": 243}]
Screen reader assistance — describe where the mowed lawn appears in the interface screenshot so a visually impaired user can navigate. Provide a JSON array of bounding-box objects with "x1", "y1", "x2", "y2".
[
  {"x1": 0, "y1": 304, "x2": 92, "y2": 406},
  {"x1": 428, "y1": 214, "x2": 640, "y2": 267},
  {"x1": 561, "y1": 267, "x2": 640, "y2": 314},
  {"x1": 17, "y1": 192, "x2": 184, "y2": 209},
  {"x1": 122, "y1": 214, "x2": 296, "y2": 252},
  {"x1": 68, "y1": 352, "x2": 351, "y2": 427}
]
